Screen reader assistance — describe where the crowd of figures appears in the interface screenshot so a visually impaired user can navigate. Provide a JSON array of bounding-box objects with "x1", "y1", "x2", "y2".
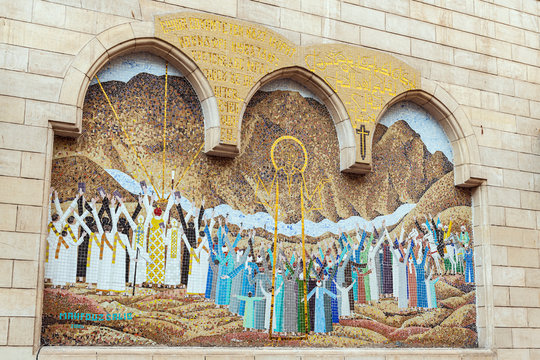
[{"x1": 45, "y1": 185, "x2": 474, "y2": 335}]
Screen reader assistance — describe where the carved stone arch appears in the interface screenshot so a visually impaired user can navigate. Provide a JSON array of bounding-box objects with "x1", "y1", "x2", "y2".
[
  {"x1": 375, "y1": 80, "x2": 485, "y2": 188},
  {"x1": 56, "y1": 21, "x2": 221, "y2": 153},
  {"x1": 238, "y1": 66, "x2": 362, "y2": 173}
]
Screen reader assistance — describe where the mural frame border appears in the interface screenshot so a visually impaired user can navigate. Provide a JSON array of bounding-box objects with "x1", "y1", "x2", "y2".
[{"x1": 34, "y1": 19, "x2": 493, "y2": 357}]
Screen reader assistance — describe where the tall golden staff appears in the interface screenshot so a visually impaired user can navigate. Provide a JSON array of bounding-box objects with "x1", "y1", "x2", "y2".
[{"x1": 255, "y1": 136, "x2": 328, "y2": 340}]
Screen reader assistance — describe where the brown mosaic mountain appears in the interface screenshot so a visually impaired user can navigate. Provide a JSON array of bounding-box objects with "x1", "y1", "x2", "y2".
[{"x1": 53, "y1": 74, "x2": 456, "y2": 223}]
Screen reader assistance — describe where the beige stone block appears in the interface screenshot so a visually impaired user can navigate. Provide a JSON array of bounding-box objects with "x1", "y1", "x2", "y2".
[
  {"x1": 500, "y1": 95, "x2": 530, "y2": 117},
  {"x1": 411, "y1": 38, "x2": 453, "y2": 64},
  {"x1": 238, "y1": 0, "x2": 281, "y2": 27},
  {"x1": 480, "y1": 91, "x2": 499, "y2": 112},
  {"x1": 301, "y1": 0, "x2": 340, "y2": 18},
  {"x1": 12, "y1": 260, "x2": 38, "y2": 289},
  {"x1": 512, "y1": 44, "x2": 540, "y2": 67},
  {"x1": 0, "y1": 174, "x2": 44, "y2": 207},
  {"x1": 264, "y1": 25, "x2": 301, "y2": 45},
  {"x1": 0, "y1": 260, "x2": 13, "y2": 288},
  {"x1": 494, "y1": 327, "x2": 513, "y2": 348},
  {"x1": 501, "y1": 132, "x2": 532, "y2": 153},
  {"x1": 204, "y1": 356, "x2": 253, "y2": 360},
  {"x1": 489, "y1": 206, "x2": 506, "y2": 226},
  {"x1": 0, "y1": 203, "x2": 17, "y2": 232},
  {"x1": 493, "y1": 285, "x2": 509, "y2": 306},
  {"x1": 510, "y1": 287, "x2": 540, "y2": 308},
  {"x1": 7, "y1": 317, "x2": 34, "y2": 345},
  {"x1": 33, "y1": 0, "x2": 66, "y2": 27},
  {"x1": 0, "y1": 231, "x2": 40, "y2": 261},
  {"x1": 340, "y1": 3, "x2": 385, "y2": 30},
  {"x1": 492, "y1": 265, "x2": 525, "y2": 286},
  {"x1": 81, "y1": 0, "x2": 142, "y2": 18},
  {"x1": 530, "y1": 100, "x2": 540, "y2": 119},
  {"x1": 481, "y1": 166, "x2": 503, "y2": 186},
  {"x1": 497, "y1": 58, "x2": 528, "y2": 82},
  {"x1": 3, "y1": 19, "x2": 93, "y2": 55},
  {"x1": 516, "y1": 116, "x2": 540, "y2": 135},
  {"x1": 497, "y1": 349, "x2": 530, "y2": 360},
  {"x1": 65, "y1": 6, "x2": 97, "y2": 34},
  {"x1": 0, "y1": 95, "x2": 25, "y2": 125},
  {"x1": 28, "y1": 50, "x2": 72, "y2": 78},
  {"x1": 488, "y1": 186, "x2": 520, "y2": 208},
  {"x1": 503, "y1": 169, "x2": 534, "y2": 190},
  {"x1": 436, "y1": 26, "x2": 476, "y2": 52},
  {"x1": 445, "y1": 83, "x2": 481, "y2": 108},
  {"x1": 526, "y1": 268, "x2": 540, "y2": 287},
  {"x1": 94, "y1": 12, "x2": 133, "y2": 34},
  {"x1": 16, "y1": 205, "x2": 42, "y2": 234},
  {"x1": 0, "y1": 347, "x2": 34, "y2": 360},
  {"x1": 518, "y1": 153, "x2": 540, "y2": 173},
  {"x1": 430, "y1": 62, "x2": 469, "y2": 87},
  {"x1": 25, "y1": 100, "x2": 78, "y2": 128},
  {"x1": 506, "y1": 208, "x2": 537, "y2": 229},
  {"x1": 466, "y1": 106, "x2": 516, "y2": 132},
  {"x1": 0, "y1": 43, "x2": 28, "y2": 72},
  {"x1": 455, "y1": 48, "x2": 497, "y2": 74},
  {"x1": 515, "y1": 80, "x2": 540, "y2": 104},
  {"x1": 527, "y1": 65, "x2": 540, "y2": 84},
  {"x1": 0, "y1": 123, "x2": 48, "y2": 153},
  {"x1": 528, "y1": 308, "x2": 540, "y2": 327},
  {"x1": 476, "y1": 36, "x2": 512, "y2": 60},
  {"x1": 0, "y1": 0, "x2": 32, "y2": 21},
  {"x1": 512, "y1": 328, "x2": 540, "y2": 348},
  {"x1": 385, "y1": 13, "x2": 435, "y2": 42},
  {"x1": 281, "y1": 8, "x2": 322, "y2": 36},
  {"x1": 0, "y1": 289, "x2": 36, "y2": 316},
  {"x1": 508, "y1": 8, "x2": 538, "y2": 31},
  {"x1": 40, "y1": 352, "x2": 97, "y2": 360},
  {"x1": 322, "y1": 19, "x2": 359, "y2": 45},
  {"x1": 0, "y1": 69, "x2": 62, "y2": 103},
  {"x1": 0, "y1": 149, "x2": 21, "y2": 177},
  {"x1": 166, "y1": 0, "x2": 237, "y2": 17},
  {"x1": 495, "y1": 21, "x2": 525, "y2": 44},
  {"x1": 479, "y1": 146, "x2": 519, "y2": 170},
  {"x1": 474, "y1": 126, "x2": 502, "y2": 149},
  {"x1": 0, "y1": 317, "x2": 7, "y2": 345},
  {"x1": 535, "y1": 174, "x2": 540, "y2": 192},
  {"x1": 521, "y1": 190, "x2": 540, "y2": 211},
  {"x1": 490, "y1": 245, "x2": 508, "y2": 266},
  {"x1": 410, "y1": 1, "x2": 452, "y2": 26},
  {"x1": 475, "y1": 0, "x2": 510, "y2": 23},
  {"x1": 508, "y1": 245, "x2": 539, "y2": 268},
  {"x1": 361, "y1": 27, "x2": 410, "y2": 55},
  {"x1": 493, "y1": 306, "x2": 528, "y2": 327},
  {"x1": 453, "y1": 11, "x2": 495, "y2": 37},
  {"x1": 153, "y1": 355, "x2": 204, "y2": 360},
  {"x1": 20, "y1": 152, "x2": 46, "y2": 180},
  {"x1": 468, "y1": 71, "x2": 515, "y2": 97},
  {"x1": 139, "y1": 0, "x2": 183, "y2": 22}
]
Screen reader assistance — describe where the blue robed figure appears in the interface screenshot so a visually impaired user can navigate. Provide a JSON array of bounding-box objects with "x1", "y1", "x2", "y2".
[{"x1": 307, "y1": 280, "x2": 337, "y2": 333}]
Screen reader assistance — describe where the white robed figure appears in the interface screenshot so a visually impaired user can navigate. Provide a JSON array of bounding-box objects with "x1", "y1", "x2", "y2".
[
  {"x1": 334, "y1": 279, "x2": 356, "y2": 317},
  {"x1": 90, "y1": 199, "x2": 118, "y2": 295},
  {"x1": 163, "y1": 218, "x2": 183, "y2": 287},
  {"x1": 181, "y1": 224, "x2": 210, "y2": 295},
  {"x1": 367, "y1": 225, "x2": 386, "y2": 302},
  {"x1": 45, "y1": 190, "x2": 74, "y2": 282},
  {"x1": 75, "y1": 210, "x2": 100, "y2": 287},
  {"x1": 50, "y1": 197, "x2": 79, "y2": 287}
]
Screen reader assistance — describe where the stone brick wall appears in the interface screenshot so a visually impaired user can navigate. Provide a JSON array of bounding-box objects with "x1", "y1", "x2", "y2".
[{"x1": 0, "y1": 0, "x2": 538, "y2": 359}]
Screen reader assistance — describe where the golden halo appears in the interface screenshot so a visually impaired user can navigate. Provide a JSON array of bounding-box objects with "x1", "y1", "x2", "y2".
[{"x1": 270, "y1": 135, "x2": 308, "y2": 173}]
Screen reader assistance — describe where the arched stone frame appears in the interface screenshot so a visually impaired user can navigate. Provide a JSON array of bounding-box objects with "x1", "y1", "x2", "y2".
[
  {"x1": 239, "y1": 66, "x2": 359, "y2": 173},
  {"x1": 54, "y1": 21, "x2": 222, "y2": 155},
  {"x1": 374, "y1": 79, "x2": 493, "y2": 349},
  {"x1": 36, "y1": 19, "x2": 496, "y2": 354}
]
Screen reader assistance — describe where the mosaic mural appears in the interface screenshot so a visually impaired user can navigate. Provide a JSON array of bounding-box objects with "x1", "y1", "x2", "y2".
[{"x1": 42, "y1": 53, "x2": 476, "y2": 348}]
